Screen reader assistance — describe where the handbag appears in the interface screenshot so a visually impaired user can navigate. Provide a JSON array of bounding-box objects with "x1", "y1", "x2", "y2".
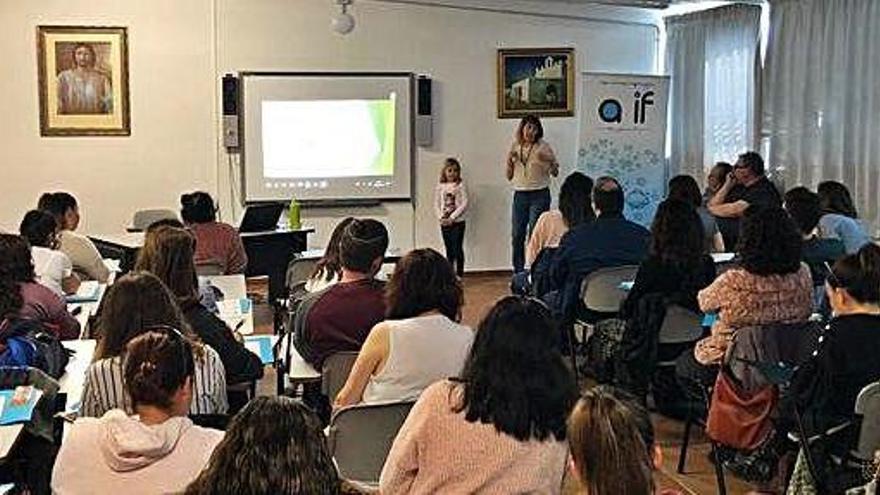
[{"x1": 705, "y1": 368, "x2": 777, "y2": 450}]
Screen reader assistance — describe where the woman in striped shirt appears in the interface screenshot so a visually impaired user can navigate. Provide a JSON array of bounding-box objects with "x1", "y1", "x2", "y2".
[{"x1": 80, "y1": 272, "x2": 227, "y2": 417}]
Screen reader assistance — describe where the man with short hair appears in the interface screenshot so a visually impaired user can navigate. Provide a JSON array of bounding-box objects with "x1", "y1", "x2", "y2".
[
  {"x1": 293, "y1": 218, "x2": 389, "y2": 370},
  {"x1": 37, "y1": 192, "x2": 110, "y2": 283},
  {"x1": 708, "y1": 152, "x2": 782, "y2": 247},
  {"x1": 546, "y1": 177, "x2": 650, "y2": 319}
]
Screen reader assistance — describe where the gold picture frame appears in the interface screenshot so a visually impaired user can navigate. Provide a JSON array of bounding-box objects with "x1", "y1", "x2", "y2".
[
  {"x1": 497, "y1": 47, "x2": 575, "y2": 119},
  {"x1": 37, "y1": 25, "x2": 130, "y2": 136}
]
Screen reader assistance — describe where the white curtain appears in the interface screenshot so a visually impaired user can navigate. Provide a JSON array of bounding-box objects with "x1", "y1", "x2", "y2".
[
  {"x1": 666, "y1": 4, "x2": 762, "y2": 183},
  {"x1": 763, "y1": 0, "x2": 880, "y2": 234}
]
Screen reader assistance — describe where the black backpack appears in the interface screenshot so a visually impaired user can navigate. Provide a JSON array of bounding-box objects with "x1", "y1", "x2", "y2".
[{"x1": 0, "y1": 319, "x2": 71, "y2": 379}]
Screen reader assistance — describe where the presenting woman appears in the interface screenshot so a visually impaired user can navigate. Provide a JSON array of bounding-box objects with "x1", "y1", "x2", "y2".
[{"x1": 506, "y1": 115, "x2": 559, "y2": 273}]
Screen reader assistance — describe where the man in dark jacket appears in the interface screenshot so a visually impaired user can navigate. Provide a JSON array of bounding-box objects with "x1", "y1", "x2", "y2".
[{"x1": 546, "y1": 176, "x2": 650, "y2": 319}]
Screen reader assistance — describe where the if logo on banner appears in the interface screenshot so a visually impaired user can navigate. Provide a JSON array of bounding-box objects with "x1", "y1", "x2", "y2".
[{"x1": 598, "y1": 90, "x2": 655, "y2": 125}]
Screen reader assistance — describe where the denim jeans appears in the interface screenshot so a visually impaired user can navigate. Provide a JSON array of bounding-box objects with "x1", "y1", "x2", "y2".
[{"x1": 511, "y1": 188, "x2": 551, "y2": 273}]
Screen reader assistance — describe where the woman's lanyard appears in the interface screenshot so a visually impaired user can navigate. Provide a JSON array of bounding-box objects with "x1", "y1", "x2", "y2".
[{"x1": 519, "y1": 142, "x2": 536, "y2": 168}]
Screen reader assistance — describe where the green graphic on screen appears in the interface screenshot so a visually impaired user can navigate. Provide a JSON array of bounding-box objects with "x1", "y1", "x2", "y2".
[{"x1": 262, "y1": 98, "x2": 397, "y2": 179}]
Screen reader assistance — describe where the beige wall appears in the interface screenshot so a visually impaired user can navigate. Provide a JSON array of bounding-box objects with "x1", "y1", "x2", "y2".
[{"x1": 2, "y1": 0, "x2": 658, "y2": 270}]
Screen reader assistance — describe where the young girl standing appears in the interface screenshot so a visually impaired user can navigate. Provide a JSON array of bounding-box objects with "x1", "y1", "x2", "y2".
[{"x1": 435, "y1": 158, "x2": 468, "y2": 276}]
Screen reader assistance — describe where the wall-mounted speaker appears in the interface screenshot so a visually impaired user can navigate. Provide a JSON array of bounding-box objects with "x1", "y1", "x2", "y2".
[
  {"x1": 222, "y1": 74, "x2": 240, "y2": 149},
  {"x1": 415, "y1": 75, "x2": 433, "y2": 147}
]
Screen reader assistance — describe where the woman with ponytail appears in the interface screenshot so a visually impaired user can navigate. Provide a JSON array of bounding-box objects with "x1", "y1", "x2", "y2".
[{"x1": 791, "y1": 243, "x2": 880, "y2": 436}]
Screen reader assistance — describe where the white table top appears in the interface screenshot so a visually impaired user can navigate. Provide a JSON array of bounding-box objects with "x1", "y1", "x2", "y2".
[
  {"x1": 89, "y1": 232, "x2": 145, "y2": 249},
  {"x1": 60, "y1": 339, "x2": 97, "y2": 412},
  {"x1": 199, "y1": 274, "x2": 254, "y2": 335},
  {"x1": 67, "y1": 283, "x2": 107, "y2": 339}
]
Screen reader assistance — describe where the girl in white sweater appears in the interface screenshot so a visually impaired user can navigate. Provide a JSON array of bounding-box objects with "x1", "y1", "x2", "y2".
[{"x1": 435, "y1": 158, "x2": 469, "y2": 277}]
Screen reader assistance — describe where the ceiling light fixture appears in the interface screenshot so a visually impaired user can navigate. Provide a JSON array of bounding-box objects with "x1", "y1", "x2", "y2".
[{"x1": 331, "y1": 0, "x2": 355, "y2": 35}]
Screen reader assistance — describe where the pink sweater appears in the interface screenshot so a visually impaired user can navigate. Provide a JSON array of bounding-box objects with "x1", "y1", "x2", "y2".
[
  {"x1": 380, "y1": 380, "x2": 568, "y2": 494},
  {"x1": 525, "y1": 210, "x2": 568, "y2": 267},
  {"x1": 188, "y1": 222, "x2": 248, "y2": 274}
]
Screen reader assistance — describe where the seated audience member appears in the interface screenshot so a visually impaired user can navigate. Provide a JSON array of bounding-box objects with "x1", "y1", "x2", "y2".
[
  {"x1": 677, "y1": 206, "x2": 812, "y2": 389},
  {"x1": 335, "y1": 248, "x2": 473, "y2": 407},
  {"x1": 817, "y1": 180, "x2": 871, "y2": 254},
  {"x1": 568, "y1": 386, "x2": 681, "y2": 495},
  {"x1": 380, "y1": 296, "x2": 576, "y2": 494},
  {"x1": 707, "y1": 152, "x2": 782, "y2": 248},
  {"x1": 38, "y1": 191, "x2": 110, "y2": 282},
  {"x1": 135, "y1": 226, "x2": 262, "y2": 385},
  {"x1": 784, "y1": 187, "x2": 846, "y2": 289},
  {"x1": 185, "y1": 396, "x2": 339, "y2": 494},
  {"x1": 293, "y1": 219, "x2": 389, "y2": 369},
  {"x1": 525, "y1": 172, "x2": 594, "y2": 268},
  {"x1": 304, "y1": 217, "x2": 355, "y2": 293},
  {"x1": 616, "y1": 200, "x2": 716, "y2": 399},
  {"x1": 53, "y1": 330, "x2": 225, "y2": 495},
  {"x1": 81, "y1": 272, "x2": 228, "y2": 416},
  {"x1": 0, "y1": 234, "x2": 79, "y2": 339},
  {"x1": 19, "y1": 209, "x2": 80, "y2": 296},
  {"x1": 791, "y1": 244, "x2": 880, "y2": 436},
  {"x1": 667, "y1": 175, "x2": 724, "y2": 252},
  {"x1": 180, "y1": 191, "x2": 248, "y2": 274},
  {"x1": 547, "y1": 176, "x2": 650, "y2": 318},
  {"x1": 703, "y1": 161, "x2": 733, "y2": 204}
]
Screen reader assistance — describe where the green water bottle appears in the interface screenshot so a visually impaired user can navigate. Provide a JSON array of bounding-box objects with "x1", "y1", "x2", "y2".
[{"x1": 287, "y1": 199, "x2": 301, "y2": 230}]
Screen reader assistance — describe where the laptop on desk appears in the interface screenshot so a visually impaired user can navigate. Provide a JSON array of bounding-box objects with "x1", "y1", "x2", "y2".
[{"x1": 239, "y1": 204, "x2": 285, "y2": 233}]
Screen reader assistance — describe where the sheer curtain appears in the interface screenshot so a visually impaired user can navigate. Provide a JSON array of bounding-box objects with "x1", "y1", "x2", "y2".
[
  {"x1": 666, "y1": 4, "x2": 762, "y2": 183},
  {"x1": 763, "y1": 0, "x2": 880, "y2": 234}
]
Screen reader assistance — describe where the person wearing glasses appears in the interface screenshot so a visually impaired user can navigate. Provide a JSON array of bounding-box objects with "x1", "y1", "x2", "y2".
[
  {"x1": 180, "y1": 191, "x2": 247, "y2": 275},
  {"x1": 53, "y1": 329, "x2": 225, "y2": 494},
  {"x1": 707, "y1": 152, "x2": 782, "y2": 247}
]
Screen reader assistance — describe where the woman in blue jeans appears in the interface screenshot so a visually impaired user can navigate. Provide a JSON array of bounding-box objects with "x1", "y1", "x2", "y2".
[{"x1": 506, "y1": 115, "x2": 559, "y2": 273}]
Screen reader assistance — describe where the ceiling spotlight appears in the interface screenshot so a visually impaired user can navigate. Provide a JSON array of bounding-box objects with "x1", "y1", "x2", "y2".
[{"x1": 331, "y1": 0, "x2": 355, "y2": 35}]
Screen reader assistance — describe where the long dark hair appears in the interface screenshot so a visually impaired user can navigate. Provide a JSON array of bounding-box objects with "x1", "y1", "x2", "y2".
[
  {"x1": 453, "y1": 296, "x2": 576, "y2": 442},
  {"x1": 568, "y1": 386, "x2": 654, "y2": 495},
  {"x1": 559, "y1": 172, "x2": 594, "y2": 229},
  {"x1": 0, "y1": 235, "x2": 35, "y2": 320},
  {"x1": 828, "y1": 244, "x2": 880, "y2": 304},
  {"x1": 310, "y1": 217, "x2": 355, "y2": 284},
  {"x1": 135, "y1": 226, "x2": 199, "y2": 305},
  {"x1": 95, "y1": 272, "x2": 199, "y2": 360},
  {"x1": 385, "y1": 249, "x2": 462, "y2": 322},
  {"x1": 650, "y1": 199, "x2": 705, "y2": 267},
  {"x1": 737, "y1": 206, "x2": 802, "y2": 276},
  {"x1": 818, "y1": 181, "x2": 858, "y2": 218},
  {"x1": 185, "y1": 396, "x2": 339, "y2": 494},
  {"x1": 667, "y1": 175, "x2": 702, "y2": 208}
]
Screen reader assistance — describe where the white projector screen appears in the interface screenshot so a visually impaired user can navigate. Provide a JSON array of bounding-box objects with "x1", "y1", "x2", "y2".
[{"x1": 241, "y1": 73, "x2": 413, "y2": 202}]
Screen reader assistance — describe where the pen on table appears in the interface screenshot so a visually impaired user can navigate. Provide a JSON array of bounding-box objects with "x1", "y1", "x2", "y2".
[
  {"x1": 70, "y1": 306, "x2": 83, "y2": 316},
  {"x1": 234, "y1": 319, "x2": 245, "y2": 332}
]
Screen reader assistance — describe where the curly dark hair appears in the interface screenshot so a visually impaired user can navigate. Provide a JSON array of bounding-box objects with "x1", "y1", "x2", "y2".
[
  {"x1": 559, "y1": 172, "x2": 595, "y2": 229},
  {"x1": 310, "y1": 217, "x2": 355, "y2": 284},
  {"x1": 0, "y1": 235, "x2": 35, "y2": 320},
  {"x1": 818, "y1": 180, "x2": 858, "y2": 218},
  {"x1": 180, "y1": 191, "x2": 217, "y2": 224},
  {"x1": 737, "y1": 205, "x2": 802, "y2": 276},
  {"x1": 516, "y1": 114, "x2": 544, "y2": 143},
  {"x1": 667, "y1": 175, "x2": 702, "y2": 208},
  {"x1": 385, "y1": 248, "x2": 463, "y2": 321},
  {"x1": 185, "y1": 396, "x2": 339, "y2": 494},
  {"x1": 828, "y1": 244, "x2": 880, "y2": 304},
  {"x1": 650, "y1": 199, "x2": 705, "y2": 267},
  {"x1": 453, "y1": 296, "x2": 577, "y2": 442}
]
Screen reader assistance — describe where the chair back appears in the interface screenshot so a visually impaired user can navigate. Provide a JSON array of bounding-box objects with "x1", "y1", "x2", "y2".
[
  {"x1": 131, "y1": 209, "x2": 178, "y2": 231},
  {"x1": 580, "y1": 265, "x2": 640, "y2": 313},
  {"x1": 854, "y1": 382, "x2": 880, "y2": 460},
  {"x1": 658, "y1": 305, "x2": 704, "y2": 345},
  {"x1": 726, "y1": 320, "x2": 821, "y2": 392},
  {"x1": 327, "y1": 400, "x2": 415, "y2": 483},
  {"x1": 321, "y1": 351, "x2": 359, "y2": 400},
  {"x1": 195, "y1": 261, "x2": 225, "y2": 276},
  {"x1": 286, "y1": 256, "x2": 319, "y2": 291}
]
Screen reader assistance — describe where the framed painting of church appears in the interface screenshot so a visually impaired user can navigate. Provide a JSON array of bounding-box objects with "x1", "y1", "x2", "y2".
[
  {"x1": 497, "y1": 47, "x2": 575, "y2": 119},
  {"x1": 37, "y1": 25, "x2": 130, "y2": 136}
]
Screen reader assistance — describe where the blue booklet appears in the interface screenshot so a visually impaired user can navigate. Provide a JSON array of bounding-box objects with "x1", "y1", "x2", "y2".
[
  {"x1": 0, "y1": 387, "x2": 43, "y2": 425},
  {"x1": 65, "y1": 281, "x2": 100, "y2": 303},
  {"x1": 243, "y1": 335, "x2": 275, "y2": 365}
]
